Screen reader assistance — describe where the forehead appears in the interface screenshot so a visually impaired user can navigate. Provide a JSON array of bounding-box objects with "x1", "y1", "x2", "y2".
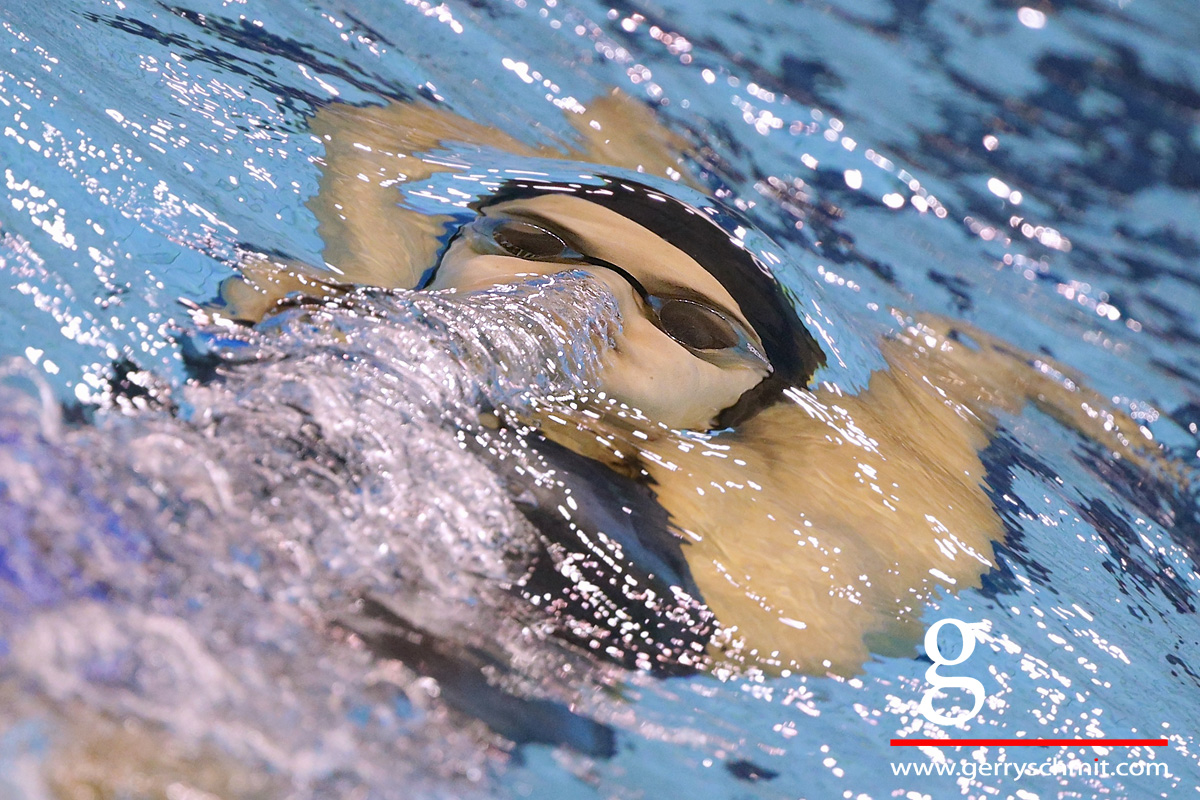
[{"x1": 483, "y1": 193, "x2": 754, "y2": 330}]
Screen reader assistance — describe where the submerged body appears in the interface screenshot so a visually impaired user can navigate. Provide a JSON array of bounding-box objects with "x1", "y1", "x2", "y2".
[{"x1": 216, "y1": 95, "x2": 1165, "y2": 675}]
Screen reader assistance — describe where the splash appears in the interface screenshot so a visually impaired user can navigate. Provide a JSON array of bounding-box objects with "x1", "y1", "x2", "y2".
[{"x1": 0, "y1": 273, "x2": 627, "y2": 797}]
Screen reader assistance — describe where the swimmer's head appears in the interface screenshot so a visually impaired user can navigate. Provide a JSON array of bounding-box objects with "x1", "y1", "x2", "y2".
[{"x1": 429, "y1": 177, "x2": 824, "y2": 430}]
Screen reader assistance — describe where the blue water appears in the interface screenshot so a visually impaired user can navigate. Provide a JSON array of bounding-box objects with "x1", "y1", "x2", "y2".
[{"x1": 2, "y1": 1, "x2": 1200, "y2": 798}]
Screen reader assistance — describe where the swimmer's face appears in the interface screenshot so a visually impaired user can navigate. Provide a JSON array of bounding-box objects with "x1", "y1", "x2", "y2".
[{"x1": 430, "y1": 193, "x2": 773, "y2": 430}]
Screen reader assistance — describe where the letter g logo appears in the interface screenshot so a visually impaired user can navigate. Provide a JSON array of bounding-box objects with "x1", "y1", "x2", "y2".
[{"x1": 918, "y1": 618, "x2": 986, "y2": 727}]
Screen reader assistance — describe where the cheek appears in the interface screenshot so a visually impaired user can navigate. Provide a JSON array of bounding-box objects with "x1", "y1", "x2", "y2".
[
  {"x1": 596, "y1": 305, "x2": 764, "y2": 430},
  {"x1": 601, "y1": 332, "x2": 762, "y2": 428}
]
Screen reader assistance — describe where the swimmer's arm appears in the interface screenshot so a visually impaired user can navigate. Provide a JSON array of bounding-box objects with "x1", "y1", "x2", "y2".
[
  {"x1": 902, "y1": 314, "x2": 1182, "y2": 480},
  {"x1": 306, "y1": 93, "x2": 696, "y2": 288},
  {"x1": 216, "y1": 102, "x2": 541, "y2": 321},
  {"x1": 218, "y1": 92, "x2": 694, "y2": 323}
]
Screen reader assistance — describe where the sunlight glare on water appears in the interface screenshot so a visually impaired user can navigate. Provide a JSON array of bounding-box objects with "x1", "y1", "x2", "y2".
[{"x1": 2, "y1": 0, "x2": 1200, "y2": 798}]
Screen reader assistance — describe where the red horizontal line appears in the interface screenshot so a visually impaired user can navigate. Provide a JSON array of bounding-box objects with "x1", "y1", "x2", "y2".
[{"x1": 890, "y1": 739, "x2": 1168, "y2": 747}]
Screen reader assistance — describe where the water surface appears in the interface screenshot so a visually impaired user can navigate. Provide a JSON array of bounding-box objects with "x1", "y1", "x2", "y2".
[{"x1": 2, "y1": 1, "x2": 1200, "y2": 798}]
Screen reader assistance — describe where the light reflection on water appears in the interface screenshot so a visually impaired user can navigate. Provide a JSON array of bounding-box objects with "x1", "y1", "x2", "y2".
[{"x1": 2, "y1": 0, "x2": 1200, "y2": 798}]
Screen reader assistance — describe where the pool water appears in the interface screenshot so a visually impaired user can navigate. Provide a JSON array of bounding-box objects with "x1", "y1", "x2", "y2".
[{"x1": 2, "y1": 1, "x2": 1200, "y2": 798}]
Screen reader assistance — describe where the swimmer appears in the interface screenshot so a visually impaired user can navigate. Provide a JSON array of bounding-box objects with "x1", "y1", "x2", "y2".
[{"x1": 213, "y1": 94, "x2": 1170, "y2": 675}]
